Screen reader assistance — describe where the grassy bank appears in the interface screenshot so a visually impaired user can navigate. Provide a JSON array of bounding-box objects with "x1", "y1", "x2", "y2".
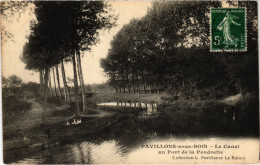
[
  {"x1": 88, "y1": 91, "x2": 222, "y2": 111},
  {"x1": 88, "y1": 90, "x2": 258, "y2": 109},
  {"x1": 4, "y1": 105, "x2": 144, "y2": 163},
  {"x1": 89, "y1": 92, "x2": 171, "y2": 104},
  {"x1": 4, "y1": 89, "x2": 258, "y2": 163},
  {"x1": 87, "y1": 91, "x2": 258, "y2": 137},
  {"x1": 4, "y1": 92, "x2": 258, "y2": 163},
  {"x1": 2, "y1": 97, "x2": 32, "y2": 125}
]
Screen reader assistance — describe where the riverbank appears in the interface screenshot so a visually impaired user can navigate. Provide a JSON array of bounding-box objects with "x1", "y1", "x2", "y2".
[
  {"x1": 4, "y1": 92, "x2": 258, "y2": 163},
  {"x1": 3, "y1": 97, "x2": 32, "y2": 125},
  {"x1": 89, "y1": 92, "x2": 170, "y2": 104},
  {"x1": 3, "y1": 100, "x2": 143, "y2": 163},
  {"x1": 88, "y1": 91, "x2": 250, "y2": 108},
  {"x1": 3, "y1": 99, "x2": 74, "y2": 151},
  {"x1": 88, "y1": 91, "x2": 258, "y2": 138}
]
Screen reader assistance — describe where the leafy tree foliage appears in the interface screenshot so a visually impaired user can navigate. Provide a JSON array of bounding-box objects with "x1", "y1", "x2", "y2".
[
  {"x1": 2, "y1": 75, "x2": 23, "y2": 97},
  {"x1": 21, "y1": 1, "x2": 116, "y2": 115},
  {"x1": 101, "y1": 1, "x2": 258, "y2": 98},
  {"x1": 22, "y1": 81, "x2": 40, "y2": 97},
  {"x1": 0, "y1": 1, "x2": 31, "y2": 42}
]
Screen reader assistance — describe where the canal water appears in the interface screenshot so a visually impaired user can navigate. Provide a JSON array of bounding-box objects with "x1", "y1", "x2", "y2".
[
  {"x1": 13, "y1": 137, "x2": 259, "y2": 164},
  {"x1": 98, "y1": 102, "x2": 159, "y2": 118},
  {"x1": 15, "y1": 140, "x2": 130, "y2": 164},
  {"x1": 11, "y1": 101, "x2": 258, "y2": 164}
]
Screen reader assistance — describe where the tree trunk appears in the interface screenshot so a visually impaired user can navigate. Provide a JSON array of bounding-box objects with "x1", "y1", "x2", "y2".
[
  {"x1": 48, "y1": 74, "x2": 53, "y2": 97},
  {"x1": 43, "y1": 68, "x2": 50, "y2": 124},
  {"x1": 61, "y1": 60, "x2": 71, "y2": 104},
  {"x1": 131, "y1": 73, "x2": 135, "y2": 94},
  {"x1": 142, "y1": 72, "x2": 146, "y2": 94},
  {"x1": 13, "y1": 89, "x2": 16, "y2": 97},
  {"x1": 39, "y1": 70, "x2": 44, "y2": 98},
  {"x1": 128, "y1": 86, "x2": 131, "y2": 93},
  {"x1": 43, "y1": 70, "x2": 50, "y2": 97},
  {"x1": 149, "y1": 85, "x2": 152, "y2": 94},
  {"x1": 76, "y1": 50, "x2": 87, "y2": 112},
  {"x1": 68, "y1": 87, "x2": 71, "y2": 101},
  {"x1": 63, "y1": 88, "x2": 66, "y2": 102},
  {"x1": 55, "y1": 65, "x2": 62, "y2": 99},
  {"x1": 72, "y1": 53, "x2": 80, "y2": 116},
  {"x1": 157, "y1": 84, "x2": 160, "y2": 94},
  {"x1": 52, "y1": 68, "x2": 57, "y2": 97}
]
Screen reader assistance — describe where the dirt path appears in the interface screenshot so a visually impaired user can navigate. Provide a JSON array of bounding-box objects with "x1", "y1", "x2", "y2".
[
  {"x1": 3, "y1": 99, "x2": 116, "y2": 162},
  {"x1": 3, "y1": 99, "x2": 74, "y2": 132},
  {"x1": 3, "y1": 99, "x2": 75, "y2": 151},
  {"x1": 4, "y1": 99, "x2": 115, "y2": 132}
]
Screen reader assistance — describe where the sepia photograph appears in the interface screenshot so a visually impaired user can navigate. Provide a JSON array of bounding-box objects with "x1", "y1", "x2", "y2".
[{"x1": 1, "y1": 1, "x2": 259, "y2": 164}]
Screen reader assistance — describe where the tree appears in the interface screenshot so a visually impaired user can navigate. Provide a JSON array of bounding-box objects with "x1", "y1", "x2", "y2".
[
  {"x1": 57, "y1": 1, "x2": 116, "y2": 112},
  {"x1": 0, "y1": 1, "x2": 31, "y2": 43},
  {"x1": 102, "y1": 1, "x2": 255, "y2": 98},
  {"x1": 221, "y1": 1, "x2": 258, "y2": 94},
  {"x1": 5, "y1": 75, "x2": 23, "y2": 97},
  {"x1": 22, "y1": 81, "x2": 40, "y2": 97},
  {"x1": 48, "y1": 74, "x2": 53, "y2": 97},
  {"x1": 0, "y1": 1, "x2": 29, "y2": 17},
  {"x1": 52, "y1": 68, "x2": 58, "y2": 97},
  {"x1": 21, "y1": 2, "x2": 68, "y2": 121},
  {"x1": 61, "y1": 60, "x2": 71, "y2": 104},
  {"x1": 22, "y1": 2, "x2": 117, "y2": 117},
  {"x1": 21, "y1": 34, "x2": 52, "y2": 122},
  {"x1": 55, "y1": 65, "x2": 62, "y2": 99},
  {"x1": 72, "y1": 2, "x2": 116, "y2": 112}
]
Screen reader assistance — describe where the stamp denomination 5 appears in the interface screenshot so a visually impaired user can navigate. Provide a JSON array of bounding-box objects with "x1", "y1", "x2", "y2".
[{"x1": 210, "y1": 8, "x2": 246, "y2": 52}]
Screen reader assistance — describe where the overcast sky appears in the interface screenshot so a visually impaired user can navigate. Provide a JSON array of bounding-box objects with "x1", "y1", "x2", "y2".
[{"x1": 1, "y1": 1, "x2": 151, "y2": 85}]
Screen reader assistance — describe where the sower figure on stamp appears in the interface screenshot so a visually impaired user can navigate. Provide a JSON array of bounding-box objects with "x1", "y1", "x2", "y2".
[{"x1": 217, "y1": 11, "x2": 241, "y2": 48}]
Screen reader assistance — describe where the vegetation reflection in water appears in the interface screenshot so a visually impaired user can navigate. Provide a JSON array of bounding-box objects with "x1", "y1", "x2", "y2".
[
  {"x1": 13, "y1": 100, "x2": 258, "y2": 164},
  {"x1": 13, "y1": 136, "x2": 259, "y2": 164},
  {"x1": 98, "y1": 102, "x2": 159, "y2": 118},
  {"x1": 15, "y1": 140, "x2": 129, "y2": 164},
  {"x1": 97, "y1": 101, "x2": 258, "y2": 137}
]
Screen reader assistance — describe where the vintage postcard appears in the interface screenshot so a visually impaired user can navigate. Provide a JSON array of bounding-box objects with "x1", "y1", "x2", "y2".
[{"x1": 1, "y1": 1, "x2": 259, "y2": 164}]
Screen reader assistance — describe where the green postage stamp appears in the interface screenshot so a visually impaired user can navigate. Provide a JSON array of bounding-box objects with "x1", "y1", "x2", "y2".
[{"x1": 210, "y1": 8, "x2": 246, "y2": 52}]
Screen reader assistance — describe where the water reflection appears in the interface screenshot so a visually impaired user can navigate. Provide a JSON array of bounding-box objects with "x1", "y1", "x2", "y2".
[
  {"x1": 13, "y1": 137, "x2": 259, "y2": 164},
  {"x1": 14, "y1": 140, "x2": 129, "y2": 164},
  {"x1": 10, "y1": 101, "x2": 258, "y2": 164},
  {"x1": 223, "y1": 106, "x2": 237, "y2": 122},
  {"x1": 97, "y1": 102, "x2": 159, "y2": 118},
  {"x1": 15, "y1": 158, "x2": 43, "y2": 164}
]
